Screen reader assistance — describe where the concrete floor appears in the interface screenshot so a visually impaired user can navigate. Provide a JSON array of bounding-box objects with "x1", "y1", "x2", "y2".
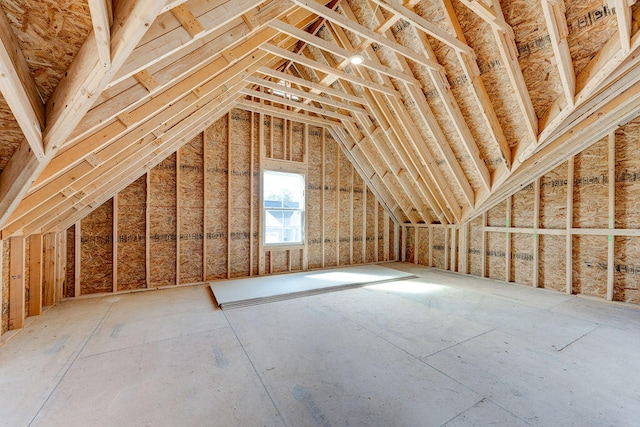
[{"x1": 1, "y1": 263, "x2": 640, "y2": 426}]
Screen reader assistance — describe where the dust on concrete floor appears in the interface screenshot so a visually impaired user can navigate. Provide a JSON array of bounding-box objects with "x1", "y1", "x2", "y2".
[{"x1": 1, "y1": 263, "x2": 639, "y2": 426}]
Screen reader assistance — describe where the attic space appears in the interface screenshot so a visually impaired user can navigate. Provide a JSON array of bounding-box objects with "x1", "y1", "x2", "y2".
[{"x1": 2, "y1": 0, "x2": 640, "y2": 424}]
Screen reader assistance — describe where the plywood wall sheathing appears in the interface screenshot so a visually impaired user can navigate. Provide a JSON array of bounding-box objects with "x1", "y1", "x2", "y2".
[
  {"x1": 205, "y1": 118, "x2": 227, "y2": 280},
  {"x1": 64, "y1": 226, "x2": 75, "y2": 298},
  {"x1": 80, "y1": 200, "x2": 113, "y2": 295},
  {"x1": 431, "y1": 227, "x2": 446, "y2": 270},
  {"x1": 486, "y1": 232, "x2": 506, "y2": 281},
  {"x1": 572, "y1": 235, "x2": 607, "y2": 298},
  {"x1": 229, "y1": 110, "x2": 252, "y2": 278},
  {"x1": 539, "y1": 235, "x2": 566, "y2": 292},
  {"x1": 149, "y1": 154, "x2": 177, "y2": 286},
  {"x1": 117, "y1": 175, "x2": 146, "y2": 291},
  {"x1": 323, "y1": 132, "x2": 338, "y2": 268},
  {"x1": 540, "y1": 162, "x2": 568, "y2": 229},
  {"x1": 573, "y1": 138, "x2": 608, "y2": 229},
  {"x1": 307, "y1": 125, "x2": 323, "y2": 269},
  {"x1": 511, "y1": 233, "x2": 533, "y2": 286}
]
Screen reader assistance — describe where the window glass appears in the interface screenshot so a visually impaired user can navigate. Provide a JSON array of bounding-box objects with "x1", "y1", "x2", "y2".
[{"x1": 263, "y1": 171, "x2": 305, "y2": 245}]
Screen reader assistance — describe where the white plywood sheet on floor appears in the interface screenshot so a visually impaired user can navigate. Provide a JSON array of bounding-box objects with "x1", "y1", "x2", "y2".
[{"x1": 210, "y1": 264, "x2": 416, "y2": 309}]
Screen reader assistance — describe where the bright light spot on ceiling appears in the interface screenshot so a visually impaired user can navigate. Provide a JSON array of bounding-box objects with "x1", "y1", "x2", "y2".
[{"x1": 350, "y1": 54, "x2": 365, "y2": 65}]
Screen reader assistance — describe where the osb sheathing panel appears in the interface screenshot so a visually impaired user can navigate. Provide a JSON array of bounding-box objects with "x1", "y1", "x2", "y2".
[
  {"x1": 339, "y1": 151, "x2": 352, "y2": 266},
  {"x1": 307, "y1": 126, "x2": 323, "y2": 269},
  {"x1": 117, "y1": 175, "x2": 146, "y2": 290},
  {"x1": 323, "y1": 133, "x2": 338, "y2": 267},
  {"x1": 573, "y1": 138, "x2": 608, "y2": 228},
  {"x1": 24, "y1": 238, "x2": 30, "y2": 318},
  {"x1": 510, "y1": 233, "x2": 533, "y2": 286},
  {"x1": 572, "y1": 235, "x2": 607, "y2": 298},
  {"x1": 352, "y1": 173, "x2": 364, "y2": 265},
  {"x1": 179, "y1": 136, "x2": 204, "y2": 284},
  {"x1": 0, "y1": 95, "x2": 24, "y2": 171},
  {"x1": 80, "y1": 200, "x2": 113, "y2": 294},
  {"x1": 405, "y1": 226, "x2": 415, "y2": 264},
  {"x1": 511, "y1": 183, "x2": 535, "y2": 228},
  {"x1": 271, "y1": 117, "x2": 285, "y2": 160},
  {"x1": 229, "y1": 110, "x2": 251, "y2": 278},
  {"x1": 614, "y1": 237, "x2": 640, "y2": 304},
  {"x1": 432, "y1": 227, "x2": 446, "y2": 270},
  {"x1": 486, "y1": 232, "x2": 506, "y2": 281},
  {"x1": 468, "y1": 216, "x2": 483, "y2": 277},
  {"x1": 451, "y1": 0, "x2": 530, "y2": 149},
  {"x1": 2, "y1": 240, "x2": 9, "y2": 334},
  {"x1": 65, "y1": 226, "x2": 75, "y2": 298},
  {"x1": 149, "y1": 154, "x2": 177, "y2": 286},
  {"x1": 487, "y1": 199, "x2": 507, "y2": 227},
  {"x1": 377, "y1": 203, "x2": 385, "y2": 261},
  {"x1": 0, "y1": 0, "x2": 92, "y2": 100},
  {"x1": 365, "y1": 187, "x2": 375, "y2": 263},
  {"x1": 291, "y1": 122, "x2": 304, "y2": 163},
  {"x1": 615, "y1": 120, "x2": 640, "y2": 229},
  {"x1": 291, "y1": 249, "x2": 303, "y2": 272},
  {"x1": 540, "y1": 162, "x2": 568, "y2": 229},
  {"x1": 205, "y1": 116, "x2": 227, "y2": 280},
  {"x1": 417, "y1": 227, "x2": 428, "y2": 266},
  {"x1": 565, "y1": 1, "x2": 618, "y2": 76},
  {"x1": 269, "y1": 250, "x2": 288, "y2": 274},
  {"x1": 501, "y1": 0, "x2": 562, "y2": 118},
  {"x1": 539, "y1": 235, "x2": 566, "y2": 292}
]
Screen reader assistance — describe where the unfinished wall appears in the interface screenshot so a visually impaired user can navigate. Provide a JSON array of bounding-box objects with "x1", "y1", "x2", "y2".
[
  {"x1": 43, "y1": 109, "x2": 397, "y2": 301},
  {"x1": 404, "y1": 117, "x2": 640, "y2": 306}
]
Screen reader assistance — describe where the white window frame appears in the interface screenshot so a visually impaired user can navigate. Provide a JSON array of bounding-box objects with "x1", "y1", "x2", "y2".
[{"x1": 262, "y1": 170, "x2": 305, "y2": 247}]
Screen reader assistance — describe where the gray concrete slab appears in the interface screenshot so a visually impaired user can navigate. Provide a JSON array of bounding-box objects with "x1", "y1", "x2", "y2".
[{"x1": 1, "y1": 263, "x2": 640, "y2": 427}]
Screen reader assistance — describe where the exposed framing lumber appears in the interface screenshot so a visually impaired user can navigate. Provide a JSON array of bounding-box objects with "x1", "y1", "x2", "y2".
[
  {"x1": 245, "y1": 75, "x2": 366, "y2": 114},
  {"x1": 9, "y1": 236, "x2": 25, "y2": 330},
  {"x1": 321, "y1": 15, "x2": 445, "y2": 222},
  {"x1": 0, "y1": 7, "x2": 45, "y2": 161},
  {"x1": 462, "y1": 0, "x2": 538, "y2": 146},
  {"x1": 566, "y1": 156, "x2": 574, "y2": 294},
  {"x1": 75, "y1": 222, "x2": 81, "y2": 297},
  {"x1": 289, "y1": 0, "x2": 441, "y2": 71},
  {"x1": 170, "y1": 3, "x2": 205, "y2": 39},
  {"x1": 28, "y1": 234, "x2": 43, "y2": 316},
  {"x1": 42, "y1": 233, "x2": 56, "y2": 306},
  {"x1": 269, "y1": 19, "x2": 419, "y2": 84},
  {"x1": 439, "y1": 0, "x2": 511, "y2": 170},
  {"x1": 613, "y1": 0, "x2": 633, "y2": 54},
  {"x1": 0, "y1": 0, "x2": 165, "y2": 231},
  {"x1": 541, "y1": 0, "x2": 575, "y2": 107},
  {"x1": 260, "y1": 43, "x2": 397, "y2": 96},
  {"x1": 368, "y1": 0, "x2": 472, "y2": 54},
  {"x1": 533, "y1": 178, "x2": 540, "y2": 288},
  {"x1": 239, "y1": 87, "x2": 351, "y2": 122},
  {"x1": 607, "y1": 131, "x2": 616, "y2": 301},
  {"x1": 88, "y1": 0, "x2": 112, "y2": 68},
  {"x1": 111, "y1": 0, "x2": 270, "y2": 86}
]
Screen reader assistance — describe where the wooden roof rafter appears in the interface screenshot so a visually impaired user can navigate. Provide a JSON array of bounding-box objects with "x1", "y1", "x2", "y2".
[
  {"x1": 0, "y1": 6, "x2": 45, "y2": 162},
  {"x1": 0, "y1": 0, "x2": 167, "y2": 230},
  {"x1": 438, "y1": 0, "x2": 511, "y2": 171},
  {"x1": 460, "y1": 0, "x2": 538, "y2": 148},
  {"x1": 322, "y1": 11, "x2": 457, "y2": 223},
  {"x1": 541, "y1": 0, "x2": 575, "y2": 107},
  {"x1": 336, "y1": 3, "x2": 466, "y2": 221}
]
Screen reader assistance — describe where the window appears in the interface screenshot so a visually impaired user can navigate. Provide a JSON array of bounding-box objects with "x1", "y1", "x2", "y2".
[{"x1": 263, "y1": 171, "x2": 305, "y2": 245}]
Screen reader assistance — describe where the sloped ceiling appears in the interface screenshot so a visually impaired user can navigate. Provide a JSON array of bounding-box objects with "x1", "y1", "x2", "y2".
[{"x1": 1, "y1": 0, "x2": 640, "y2": 237}]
